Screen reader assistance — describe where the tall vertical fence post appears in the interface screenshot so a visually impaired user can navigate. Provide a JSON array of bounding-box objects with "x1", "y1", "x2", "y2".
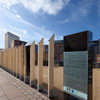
[{"x1": 48, "y1": 35, "x2": 54, "y2": 98}]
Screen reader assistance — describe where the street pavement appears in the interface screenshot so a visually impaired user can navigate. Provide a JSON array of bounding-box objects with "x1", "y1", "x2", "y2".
[{"x1": 0, "y1": 68, "x2": 49, "y2": 100}]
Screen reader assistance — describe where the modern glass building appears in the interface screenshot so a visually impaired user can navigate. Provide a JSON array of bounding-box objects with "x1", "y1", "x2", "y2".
[{"x1": 63, "y1": 31, "x2": 93, "y2": 100}]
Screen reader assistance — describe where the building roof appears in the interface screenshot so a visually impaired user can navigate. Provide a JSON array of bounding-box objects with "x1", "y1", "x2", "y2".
[
  {"x1": 64, "y1": 30, "x2": 92, "y2": 38},
  {"x1": 5, "y1": 32, "x2": 19, "y2": 38}
]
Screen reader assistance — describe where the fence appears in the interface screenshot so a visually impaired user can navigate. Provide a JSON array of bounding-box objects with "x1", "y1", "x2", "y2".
[{"x1": 0, "y1": 35, "x2": 64, "y2": 100}]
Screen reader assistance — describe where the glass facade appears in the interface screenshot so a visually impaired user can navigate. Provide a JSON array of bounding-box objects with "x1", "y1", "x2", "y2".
[{"x1": 64, "y1": 51, "x2": 88, "y2": 100}]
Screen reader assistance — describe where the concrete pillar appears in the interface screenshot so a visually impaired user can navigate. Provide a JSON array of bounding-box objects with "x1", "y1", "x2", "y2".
[
  {"x1": 30, "y1": 41, "x2": 35, "y2": 86},
  {"x1": 48, "y1": 35, "x2": 54, "y2": 97},
  {"x1": 37, "y1": 39, "x2": 43, "y2": 91}
]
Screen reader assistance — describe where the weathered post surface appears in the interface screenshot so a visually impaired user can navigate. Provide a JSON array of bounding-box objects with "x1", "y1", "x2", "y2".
[
  {"x1": 37, "y1": 39, "x2": 43, "y2": 91},
  {"x1": 19, "y1": 45, "x2": 24, "y2": 79},
  {"x1": 24, "y1": 46, "x2": 27, "y2": 82},
  {"x1": 48, "y1": 35, "x2": 54, "y2": 97},
  {"x1": 30, "y1": 41, "x2": 35, "y2": 86}
]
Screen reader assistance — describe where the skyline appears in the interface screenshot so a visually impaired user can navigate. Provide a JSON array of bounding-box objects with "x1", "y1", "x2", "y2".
[{"x1": 0, "y1": 0, "x2": 100, "y2": 48}]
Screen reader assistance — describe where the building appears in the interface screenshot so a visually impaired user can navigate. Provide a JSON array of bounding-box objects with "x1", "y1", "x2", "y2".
[
  {"x1": 63, "y1": 31, "x2": 93, "y2": 100},
  {"x1": 96, "y1": 54, "x2": 100, "y2": 68},
  {"x1": 0, "y1": 49, "x2": 4, "y2": 52},
  {"x1": 24, "y1": 42, "x2": 38, "y2": 80},
  {"x1": 5, "y1": 32, "x2": 20, "y2": 49},
  {"x1": 11, "y1": 40, "x2": 27, "y2": 48},
  {"x1": 54, "y1": 40, "x2": 64, "y2": 66},
  {"x1": 95, "y1": 39, "x2": 100, "y2": 68},
  {"x1": 43, "y1": 45, "x2": 48, "y2": 66},
  {"x1": 43, "y1": 40, "x2": 64, "y2": 66}
]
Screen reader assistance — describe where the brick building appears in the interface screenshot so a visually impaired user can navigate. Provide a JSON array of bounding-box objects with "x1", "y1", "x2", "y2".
[
  {"x1": 11, "y1": 40, "x2": 27, "y2": 48},
  {"x1": 43, "y1": 40, "x2": 64, "y2": 66}
]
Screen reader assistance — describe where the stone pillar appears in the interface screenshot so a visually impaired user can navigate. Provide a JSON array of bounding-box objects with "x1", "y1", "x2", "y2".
[
  {"x1": 48, "y1": 35, "x2": 54, "y2": 97},
  {"x1": 30, "y1": 41, "x2": 35, "y2": 86},
  {"x1": 37, "y1": 39, "x2": 43, "y2": 91}
]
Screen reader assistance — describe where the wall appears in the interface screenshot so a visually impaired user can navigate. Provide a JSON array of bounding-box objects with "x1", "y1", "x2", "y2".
[
  {"x1": 0, "y1": 45, "x2": 24, "y2": 77},
  {"x1": 0, "y1": 36, "x2": 64, "y2": 100},
  {"x1": 93, "y1": 68, "x2": 100, "y2": 100}
]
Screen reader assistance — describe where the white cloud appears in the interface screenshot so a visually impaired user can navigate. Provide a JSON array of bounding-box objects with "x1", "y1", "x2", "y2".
[
  {"x1": 0, "y1": 0, "x2": 70, "y2": 15},
  {"x1": 16, "y1": 14, "x2": 21, "y2": 18},
  {"x1": 8, "y1": 25, "x2": 27, "y2": 39},
  {"x1": 0, "y1": 7, "x2": 56, "y2": 47}
]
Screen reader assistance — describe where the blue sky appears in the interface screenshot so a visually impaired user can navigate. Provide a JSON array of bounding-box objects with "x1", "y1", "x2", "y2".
[{"x1": 0, "y1": 0, "x2": 100, "y2": 48}]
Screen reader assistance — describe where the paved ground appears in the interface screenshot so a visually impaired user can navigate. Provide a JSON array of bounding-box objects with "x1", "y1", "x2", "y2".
[{"x1": 0, "y1": 68, "x2": 49, "y2": 100}]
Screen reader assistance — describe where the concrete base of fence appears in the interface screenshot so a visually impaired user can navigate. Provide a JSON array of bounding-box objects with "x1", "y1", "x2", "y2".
[
  {"x1": 49, "y1": 89, "x2": 57, "y2": 99},
  {"x1": 25, "y1": 78, "x2": 30, "y2": 84},
  {"x1": 30, "y1": 80, "x2": 37, "y2": 87},
  {"x1": 13, "y1": 72, "x2": 16, "y2": 76},
  {"x1": 20, "y1": 75, "x2": 24, "y2": 81},
  {"x1": 17, "y1": 74, "x2": 20, "y2": 78}
]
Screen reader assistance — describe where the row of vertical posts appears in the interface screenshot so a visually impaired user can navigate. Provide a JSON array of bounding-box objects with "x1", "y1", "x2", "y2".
[
  {"x1": 0, "y1": 35, "x2": 54, "y2": 98},
  {"x1": 0, "y1": 45, "x2": 24, "y2": 77},
  {"x1": 30, "y1": 35, "x2": 54, "y2": 97}
]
